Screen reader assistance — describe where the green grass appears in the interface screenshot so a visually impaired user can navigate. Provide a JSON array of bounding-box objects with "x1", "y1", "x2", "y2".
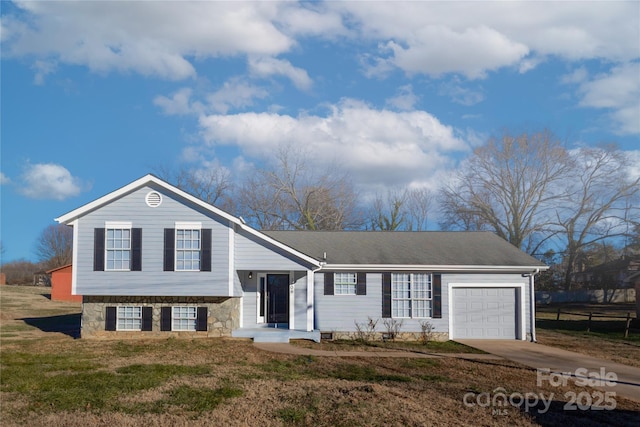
[
  {"x1": 0, "y1": 351, "x2": 212, "y2": 412},
  {"x1": 329, "y1": 363, "x2": 412, "y2": 383},
  {"x1": 276, "y1": 406, "x2": 308, "y2": 424},
  {"x1": 303, "y1": 339, "x2": 486, "y2": 354},
  {"x1": 255, "y1": 356, "x2": 318, "y2": 381},
  {"x1": 536, "y1": 318, "x2": 640, "y2": 344},
  {"x1": 132, "y1": 385, "x2": 244, "y2": 414}
]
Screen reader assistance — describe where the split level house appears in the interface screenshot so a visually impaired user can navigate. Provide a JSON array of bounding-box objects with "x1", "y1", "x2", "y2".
[{"x1": 55, "y1": 174, "x2": 547, "y2": 342}]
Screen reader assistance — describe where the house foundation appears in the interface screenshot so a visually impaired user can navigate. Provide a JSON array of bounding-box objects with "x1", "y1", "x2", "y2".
[{"x1": 81, "y1": 296, "x2": 240, "y2": 339}]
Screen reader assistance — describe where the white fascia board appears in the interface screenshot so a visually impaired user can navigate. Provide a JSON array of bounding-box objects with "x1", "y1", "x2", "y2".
[
  {"x1": 55, "y1": 174, "x2": 241, "y2": 226},
  {"x1": 322, "y1": 264, "x2": 549, "y2": 272}
]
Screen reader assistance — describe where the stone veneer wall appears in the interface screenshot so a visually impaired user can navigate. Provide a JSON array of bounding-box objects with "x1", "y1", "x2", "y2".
[
  {"x1": 82, "y1": 296, "x2": 240, "y2": 339},
  {"x1": 327, "y1": 331, "x2": 449, "y2": 342}
]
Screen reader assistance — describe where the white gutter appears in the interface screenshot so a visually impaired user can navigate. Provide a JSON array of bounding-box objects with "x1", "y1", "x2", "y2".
[{"x1": 323, "y1": 264, "x2": 548, "y2": 273}]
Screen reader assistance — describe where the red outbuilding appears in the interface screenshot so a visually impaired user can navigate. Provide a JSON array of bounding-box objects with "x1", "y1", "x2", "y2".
[{"x1": 48, "y1": 264, "x2": 81, "y2": 303}]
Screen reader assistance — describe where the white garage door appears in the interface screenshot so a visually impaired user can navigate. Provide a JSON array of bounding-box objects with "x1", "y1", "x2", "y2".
[{"x1": 452, "y1": 287, "x2": 518, "y2": 339}]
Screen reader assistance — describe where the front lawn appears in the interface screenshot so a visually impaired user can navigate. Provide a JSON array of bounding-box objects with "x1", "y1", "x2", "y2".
[{"x1": 2, "y1": 286, "x2": 639, "y2": 426}]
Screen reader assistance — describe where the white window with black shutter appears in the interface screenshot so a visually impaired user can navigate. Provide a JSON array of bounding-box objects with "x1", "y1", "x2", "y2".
[
  {"x1": 382, "y1": 273, "x2": 442, "y2": 319},
  {"x1": 160, "y1": 306, "x2": 208, "y2": 331},
  {"x1": 324, "y1": 272, "x2": 366, "y2": 295},
  {"x1": 164, "y1": 222, "x2": 212, "y2": 272},
  {"x1": 105, "y1": 306, "x2": 152, "y2": 331},
  {"x1": 94, "y1": 222, "x2": 142, "y2": 271}
]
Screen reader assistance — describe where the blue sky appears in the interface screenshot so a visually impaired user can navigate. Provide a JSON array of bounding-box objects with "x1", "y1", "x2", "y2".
[{"x1": 1, "y1": 1, "x2": 639, "y2": 263}]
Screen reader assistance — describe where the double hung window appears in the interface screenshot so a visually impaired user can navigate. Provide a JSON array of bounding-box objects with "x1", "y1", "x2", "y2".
[
  {"x1": 104, "y1": 222, "x2": 132, "y2": 271},
  {"x1": 334, "y1": 273, "x2": 357, "y2": 295},
  {"x1": 176, "y1": 228, "x2": 201, "y2": 271},
  {"x1": 391, "y1": 273, "x2": 432, "y2": 318},
  {"x1": 117, "y1": 306, "x2": 142, "y2": 330},
  {"x1": 172, "y1": 306, "x2": 197, "y2": 331},
  {"x1": 164, "y1": 222, "x2": 211, "y2": 272}
]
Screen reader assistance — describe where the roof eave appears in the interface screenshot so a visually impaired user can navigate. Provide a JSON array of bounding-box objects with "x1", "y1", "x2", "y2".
[
  {"x1": 55, "y1": 174, "x2": 242, "y2": 226},
  {"x1": 322, "y1": 264, "x2": 549, "y2": 273},
  {"x1": 54, "y1": 174, "x2": 321, "y2": 268}
]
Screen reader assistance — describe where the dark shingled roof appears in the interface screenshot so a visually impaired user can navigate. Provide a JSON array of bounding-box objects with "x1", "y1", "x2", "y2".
[{"x1": 263, "y1": 231, "x2": 546, "y2": 267}]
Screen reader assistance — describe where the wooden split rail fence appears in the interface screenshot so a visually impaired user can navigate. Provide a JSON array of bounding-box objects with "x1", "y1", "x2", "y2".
[{"x1": 555, "y1": 308, "x2": 636, "y2": 337}]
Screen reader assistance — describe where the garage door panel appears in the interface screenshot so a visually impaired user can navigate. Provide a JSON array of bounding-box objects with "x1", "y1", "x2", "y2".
[{"x1": 452, "y1": 287, "x2": 518, "y2": 339}]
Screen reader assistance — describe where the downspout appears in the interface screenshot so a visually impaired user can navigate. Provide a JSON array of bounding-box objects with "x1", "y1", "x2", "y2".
[
  {"x1": 307, "y1": 263, "x2": 325, "y2": 332},
  {"x1": 529, "y1": 268, "x2": 540, "y2": 342}
]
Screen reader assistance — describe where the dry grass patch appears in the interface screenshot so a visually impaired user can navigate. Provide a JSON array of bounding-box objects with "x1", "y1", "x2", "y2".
[{"x1": 2, "y1": 286, "x2": 640, "y2": 426}]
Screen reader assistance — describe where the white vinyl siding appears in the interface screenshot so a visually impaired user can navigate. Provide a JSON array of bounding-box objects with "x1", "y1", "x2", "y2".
[
  {"x1": 172, "y1": 306, "x2": 197, "y2": 331},
  {"x1": 117, "y1": 306, "x2": 142, "y2": 330},
  {"x1": 392, "y1": 273, "x2": 432, "y2": 318},
  {"x1": 334, "y1": 272, "x2": 357, "y2": 295}
]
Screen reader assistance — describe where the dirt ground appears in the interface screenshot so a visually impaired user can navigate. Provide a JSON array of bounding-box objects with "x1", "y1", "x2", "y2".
[{"x1": 2, "y1": 286, "x2": 640, "y2": 426}]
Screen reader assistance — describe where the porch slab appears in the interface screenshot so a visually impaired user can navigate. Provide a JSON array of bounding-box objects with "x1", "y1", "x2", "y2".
[{"x1": 232, "y1": 328, "x2": 321, "y2": 343}]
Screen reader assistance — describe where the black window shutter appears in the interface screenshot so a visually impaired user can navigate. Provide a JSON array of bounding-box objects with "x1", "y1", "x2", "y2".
[
  {"x1": 432, "y1": 274, "x2": 442, "y2": 319},
  {"x1": 163, "y1": 229, "x2": 175, "y2": 271},
  {"x1": 141, "y1": 306, "x2": 152, "y2": 331},
  {"x1": 356, "y1": 272, "x2": 367, "y2": 295},
  {"x1": 324, "y1": 273, "x2": 334, "y2": 295},
  {"x1": 94, "y1": 228, "x2": 105, "y2": 271},
  {"x1": 382, "y1": 273, "x2": 392, "y2": 318},
  {"x1": 105, "y1": 306, "x2": 116, "y2": 331},
  {"x1": 201, "y1": 229, "x2": 212, "y2": 272},
  {"x1": 131, "y1": 228, "x2": 142, "y2": 271},
  {"x1": 160, "y1": 307, "x2": 172, "y2": 331},
  {"x1": 196, "y1": 307, "x2": 208, "y2": 331}
]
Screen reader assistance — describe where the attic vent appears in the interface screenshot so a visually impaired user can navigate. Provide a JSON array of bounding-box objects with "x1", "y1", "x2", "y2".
[{"x1": 145, "y1": 191, "x2": 162, "y2": 208}]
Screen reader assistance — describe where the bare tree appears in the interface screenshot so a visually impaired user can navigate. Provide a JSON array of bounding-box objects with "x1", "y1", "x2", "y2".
[
  {"x1": 405, "y1": 188, "x2": 434, "y2": 231},
  {"x1": 368, "y1": 190, "x2": 406, "y2": 231},
  {"x1": 0, "y1": 259, "x2": 40, "y2": 285},
  {"x1": 34, "y1": 224, "x2": 73, "y2": 270},
  {"x1": 238, "y1": 145, "x2": 363, "y2": 230},
  {"x1": 553, "y1": 145, "x2": 640, "y2": 290},
  {"x1": 439, "y1": 130, "x2": 571, "y2": 253},
  {"x1": 155, "y1": 165, "x2": 235, "y2": 211}
]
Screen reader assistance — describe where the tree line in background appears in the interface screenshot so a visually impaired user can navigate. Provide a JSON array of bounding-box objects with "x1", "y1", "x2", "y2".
[{"x1": 2, "y1": 130, "x2": 638, "y2": 290}]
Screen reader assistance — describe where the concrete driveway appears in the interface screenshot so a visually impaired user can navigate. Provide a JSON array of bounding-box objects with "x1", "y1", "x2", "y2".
[{"x1": 456, "y1": 339, "x2": 640, "y2": 403}]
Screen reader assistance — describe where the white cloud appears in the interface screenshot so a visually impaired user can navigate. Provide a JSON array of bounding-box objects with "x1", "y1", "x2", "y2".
[
  {"x1": 248, "y1": 56, "x2": 313, "y2": 91},
  {"x1": 438, "y1": 78, "x2": 485, "y2": 106},
  {"x1": 4, "y1": 1, "x2": 637, "y2": 89},
  {"x1": 333, "y1": 2, "x2": 639, "y2": 78},
  {"x1": 565, "y1": 63, "x2": 640, "y2": 135},
  {"x1": 18, "y1": 163, "x2": 85, "y2": 200},
  {"x1": 385, "y1": 26, "x2": 529, "y2": 79},
  {"x1": 2, "y1": 1, "x2": 297, "y2": 80},
  {"x1": 207, "y1": 78, "x2": 270, "y2": 114},
  {"x1": 154, "y1": 79, "x2": 270, "y2": 116},
  {"x1": 31, "y1": 60, "x2": 57, "y2": 85},
  {"x1": 154, "y1": 88, "x2": 204, "y2": 116},
  {"x1": 0, "y1": 172, "x2": 10, "y2": 185},
  {"x1": 197, "y1": 99, "x2": 469, "y2": 189},
  {"x1": 386, "y1": 85, "x2": 419, "y2": 111}
]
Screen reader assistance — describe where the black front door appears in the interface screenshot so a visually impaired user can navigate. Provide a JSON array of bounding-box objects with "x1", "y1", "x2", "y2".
[{"x1": 267, "y1": 274, "x2": 289, "y2": 324}]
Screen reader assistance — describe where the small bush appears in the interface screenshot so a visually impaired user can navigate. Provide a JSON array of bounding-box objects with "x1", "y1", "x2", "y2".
[
  {"x1": 354, "y1": 317, "x2": 378, "y2": 342},
  {"x1": 382, "y1": 318, "x2": 403, "y2": 341},
  {"x1": 418, "y1": 320, "x2": 434, "y2": 345}
]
